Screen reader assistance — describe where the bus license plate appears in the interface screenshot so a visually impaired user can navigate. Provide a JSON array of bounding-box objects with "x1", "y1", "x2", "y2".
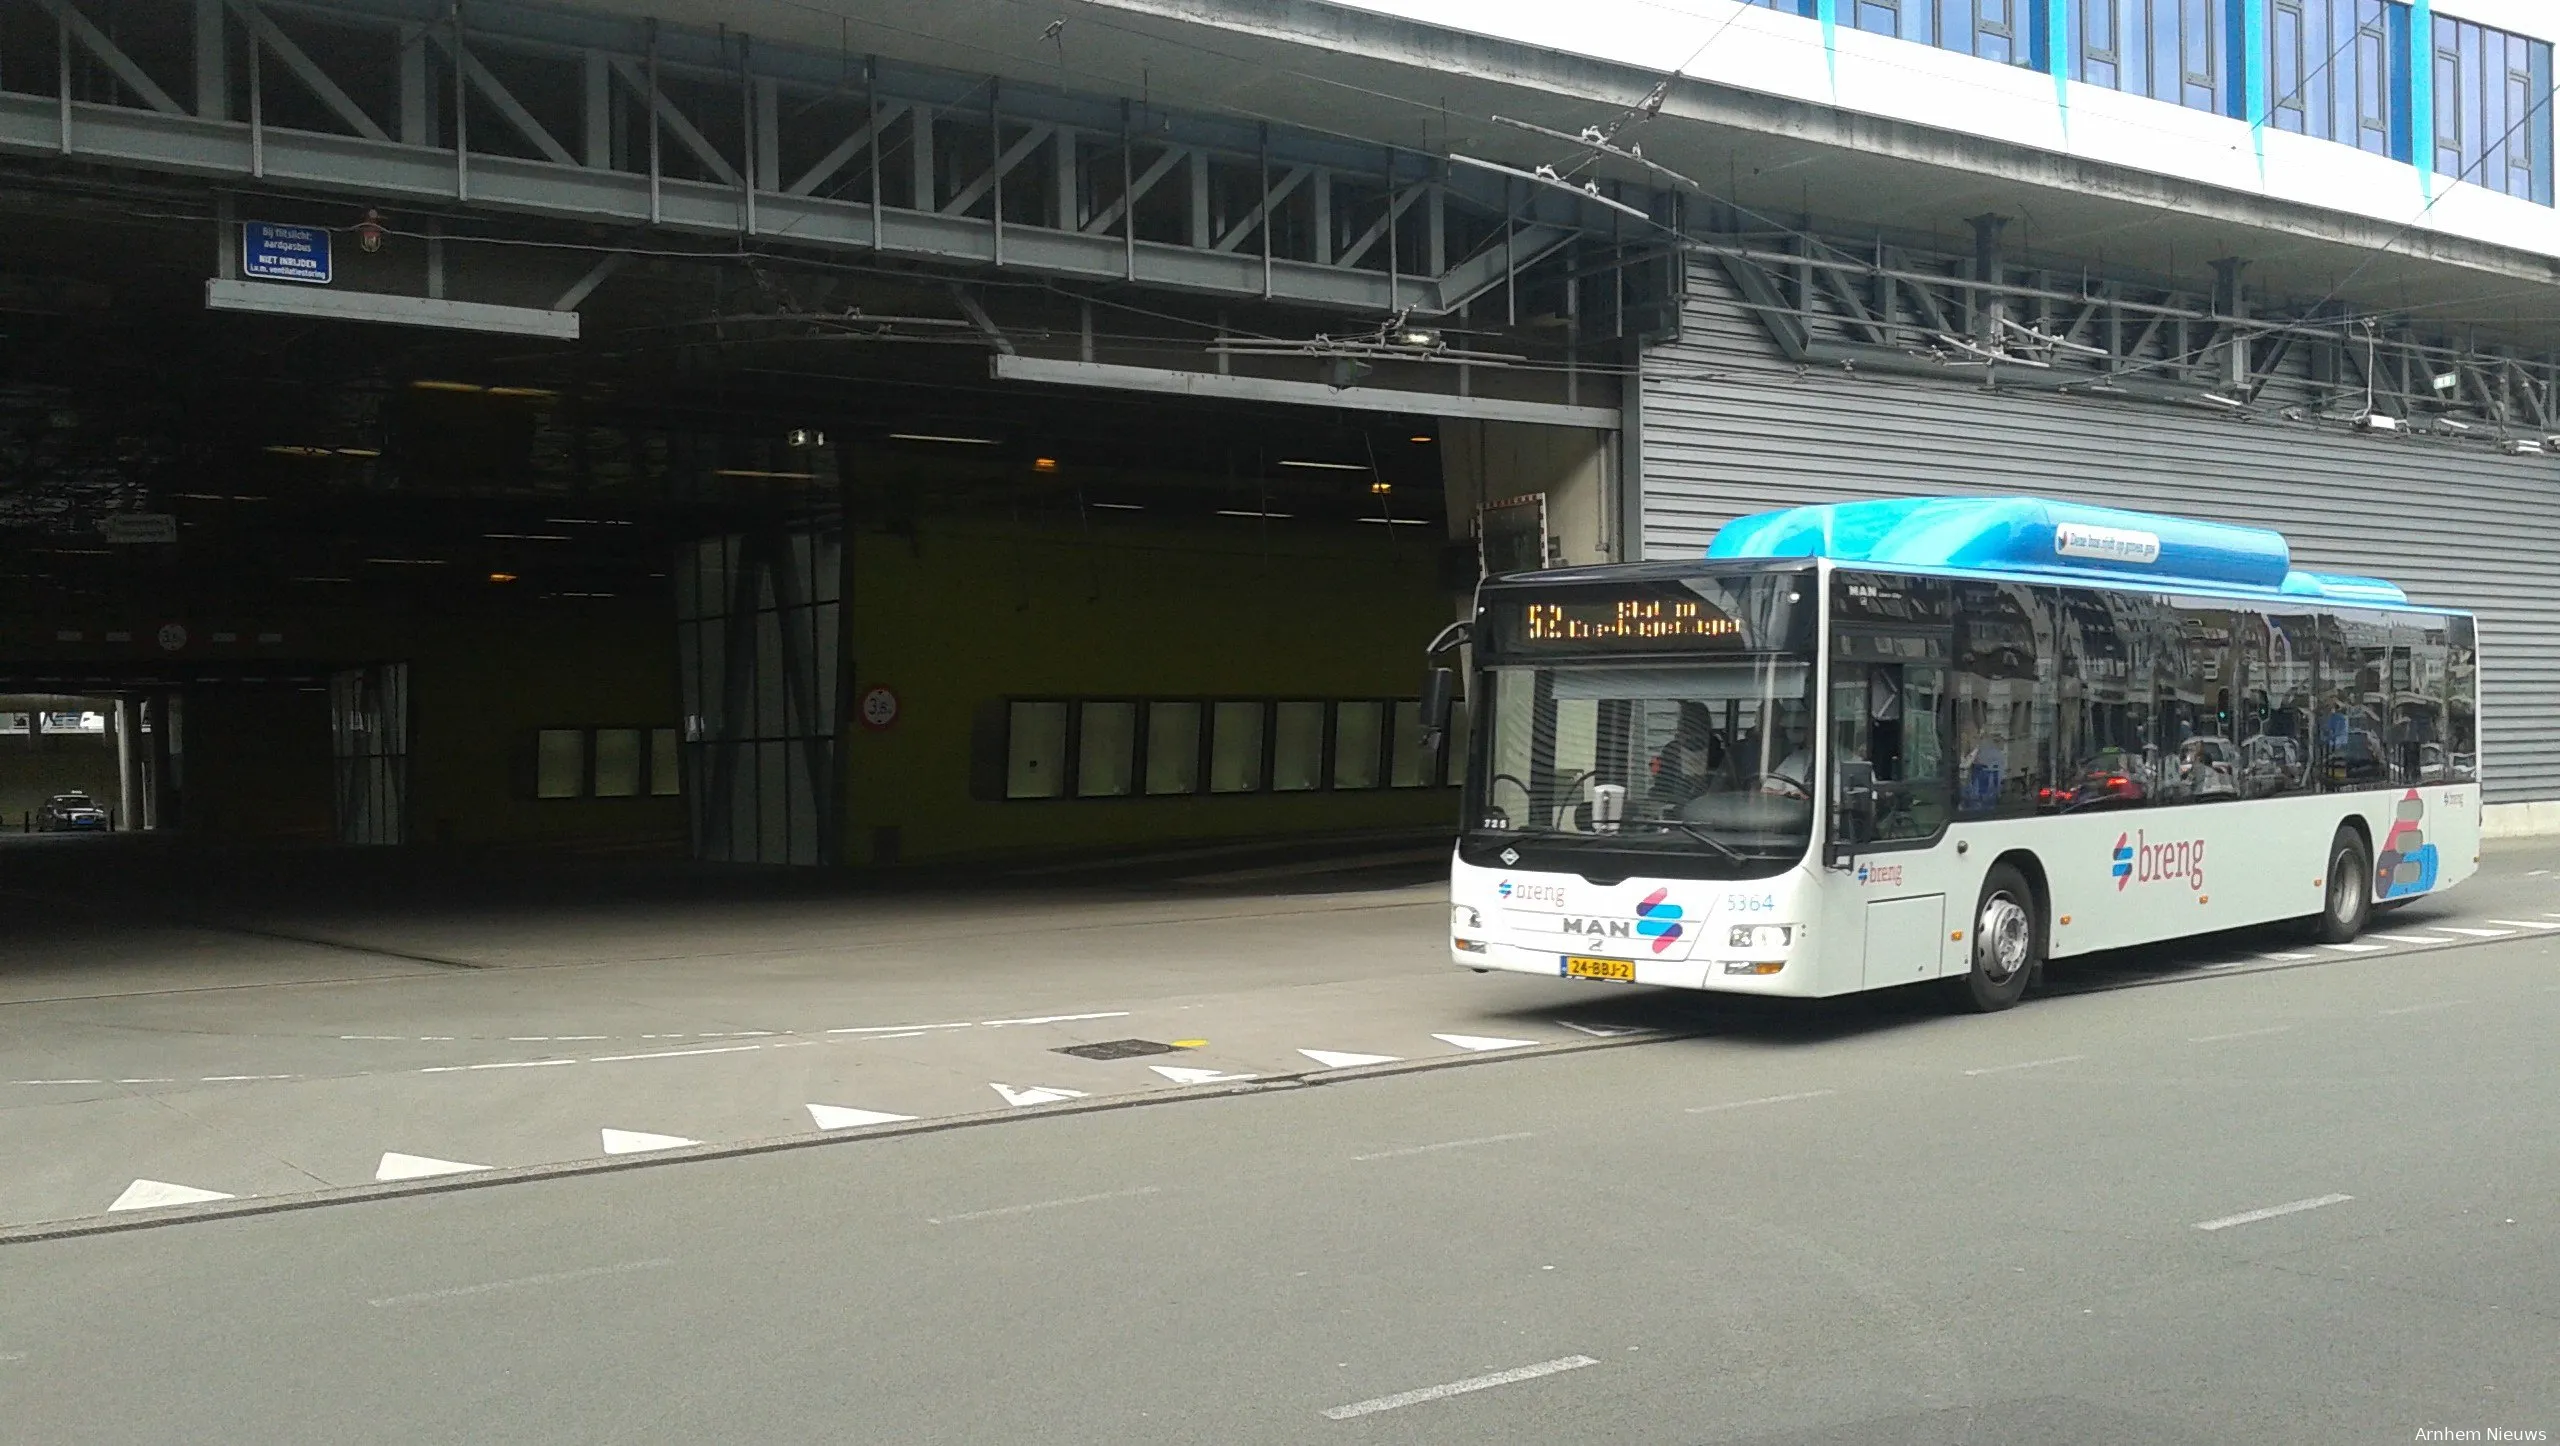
[{"x1": 1563, "y1": 956, "x2": 1637, "y2": 982}]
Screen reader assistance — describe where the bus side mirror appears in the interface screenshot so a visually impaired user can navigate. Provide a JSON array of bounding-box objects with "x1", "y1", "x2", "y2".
[
  {"x1": 1829, "y1": 759, "x2": 1878, "y2": 865},
  {"x1": 1420, "y1": 667, "x2": 1456, "y2": 751}
]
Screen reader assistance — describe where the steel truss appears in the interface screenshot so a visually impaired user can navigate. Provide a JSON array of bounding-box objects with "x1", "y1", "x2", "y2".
[
  {"x1": 0, "y1": 0, "x2": 1667, "y2": 318},
  {"x1": 1700, "y1": 218, "x2": 2560, "y2": 438}
]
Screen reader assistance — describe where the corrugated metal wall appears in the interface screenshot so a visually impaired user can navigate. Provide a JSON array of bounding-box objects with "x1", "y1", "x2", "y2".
[{"x1": 1640, "y1": 257, "x2": 2557, "y2": 802}]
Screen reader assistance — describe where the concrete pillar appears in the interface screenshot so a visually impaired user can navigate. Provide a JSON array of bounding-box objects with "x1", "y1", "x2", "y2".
[
  {"x1": 1971, "y1": 213, "x2": 2010, "y2": 349},
  {"x1": 2211, "y1": 257, "x2": 2250, "y2": 392},
  {"x1": 113, "y1": 695, "x2": 141, "y2": 831},
  {"x1": 1440, "y1": 420, "x2": 1614, "y2": 569},
  {"x1": 147, "y1": 691, "x2": 178, "y2": 830}
]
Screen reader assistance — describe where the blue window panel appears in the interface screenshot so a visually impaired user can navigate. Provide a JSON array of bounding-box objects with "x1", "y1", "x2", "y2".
[
  {"x1": 1742, "y1": 0, "x2": 1820, "y2": 16},
  {"x1": 2078, "y1": 0, "x2": 2234, "y2": 116},
  {"x1": 2265, "y1": 0, "x2": 2406, "y2": 160},
  {"x1": 2434, "y1": 14, "x2": 2555, "y2": 205},
  {"x1": 1847, "y1": 0, "x2": 2048, "y2": 67}
]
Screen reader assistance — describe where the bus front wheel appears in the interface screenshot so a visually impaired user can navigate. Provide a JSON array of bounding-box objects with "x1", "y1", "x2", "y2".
[
  {"x1": 2311, "y1": 826, "x2": 2372, "y2": 944},
  {"x1": 1951, "y1": 862, "x2": 2040, "y2": 1014}
]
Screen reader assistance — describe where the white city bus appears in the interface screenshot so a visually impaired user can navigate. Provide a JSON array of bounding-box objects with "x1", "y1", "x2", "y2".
[{"x1": 1430, "y1": 497, "x2": 2481, "y2": 1011}]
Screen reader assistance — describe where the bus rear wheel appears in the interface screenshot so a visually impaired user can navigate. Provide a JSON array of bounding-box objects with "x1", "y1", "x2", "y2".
[
  {"x1": 2311, "y1": 826, "x2": 2372, "y2": 944},
  {"x1": 1951, "y1": 862, "x2": 2040, "y2": 1014}
]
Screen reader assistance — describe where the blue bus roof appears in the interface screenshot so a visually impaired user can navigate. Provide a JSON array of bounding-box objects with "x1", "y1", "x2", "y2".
[{"x1": 1705, "y1": 496, "x2": 2412, "y2": 607}]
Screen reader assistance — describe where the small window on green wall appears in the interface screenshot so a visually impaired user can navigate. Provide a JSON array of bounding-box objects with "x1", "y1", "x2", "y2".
[
  {"x1": 1390, "y1": 701, "x2": 1432, "y2": 787},
  {"x1": 1078, "y1": 701, "x2": 1137, "y2": 797},
  {"x1": 536, "y1": 730, "x2": 586, "y2": 799},
  {"x1": 593, "y1": 729, "x2": 643, "y2": 798},
  {"x1": 1145, "y1": 702, "x2": 1202, "y2": 795},
  {"x1": 1210, "y1": 701, "x2": 1265, "y2": 793},
  {"x1": 1273, "y1": 702, "x2": 1326, "y2": 791},
  {"x1": 1333, "y1": 702, "x2": 1383, "y2": 790},
  {"x1": 1008, "y1": 701, "x2": 1069, "y2": 799}
]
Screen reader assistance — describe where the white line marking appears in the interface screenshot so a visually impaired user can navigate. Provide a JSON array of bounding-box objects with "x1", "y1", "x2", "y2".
[
  {"x1": 2378, "y1": 998, "x2": 2472, "y2": 1016},
  {"x1": 1352, "y1": 1132, "x2": 1539, "y2": 1162},
  {"x1": 2194, "y1": 1194, "x2": 2353, "y2": 1231},
  {"x1": 113, "y1": 1078, "x2": 175, "y2": 1084},
  {"x1": 2252, "y1": 952, "x2": 2318, "y2": 963},
  {"x1": 0, "y1": 1352, "x2": 24, "y2": 1363},
  {"x1": 417, "y1": 1058, "x2": 576, "y2": 1074},
  {"x1": 981, "y1": 1011, "x2": 1133, "y2": 1027},
  {"x1": 199, "y1": 1074, "x2": 299, "y2": 1082},
  {"x1": 2320, "y1": 942, "x2": 2388, "y2": 954},
  {"x1": 806, "y1": 1104, "x2": 915, "y2": 1130},
  {"x1": 340, "y1": 1035, "x2": 407, "y2": 1041},
  {"x1": 586, "y1": 1044, "x2": 763, "y2": 1063},
  {"x1": 990, "y1": 1082, "x2": 1088, "y2": 1107},
  {"x1": 375, "y1": 1152, "x2": 490, "y2": 1182},
  {"x1": 8, "y1": 1079, "x2": 103, "y2": 1086},
  {"x1": 366, "y1": 1258, "x2": 673, "y2": 1306},
  {"x1": 108, "y1": 1179, "x2": 235, "y2": 1212},
  {"x1": 1686, "y1": 1089, "x2": 1839, "y2": 1114},
  {"x1": 600, "y1": 1128, "x2": 699, "y2": 1155},
  {"x1": 1432, "y1": 1032, "x2": 1538, "y2": 1052},
  {"x1": 1963, "y1": 1055, "x2": 2084, "y2": 1077},
  {"x1": 2435, "y1": 927, "x2": 2514, "y2": 939},
  {"x1": 1321, "y1": 1355, "x2": 1600, "y2": 1420},
  {"x1": 1149, "y1": 1064, "x2": 1257, "y2": 1085},
  {"x1": 2485, "y1": 919, "x2": 2560, "y2": 931},
  {"x1": 2531, "y1": 870, "x2": 2552, "y2": 877},
  {"x1": 2188, "y1": 1025, "x2": 2294, "y2": 1044},
  {"x1": 1300, "y1": 1049, "x2": 1402, "y2": 1069},
  {"x1": 858, "y1": 1031, "x2": 930, "y2": 1040},
  {"x1": 2367, "y1": 933, "x2": 2452, "y2": 946},
  {"x1": 927, "y1": 1186, "x2": 1161, "y2": 1225},
  {"x1": 827, "y1": 1022, "x2": 974, "y2": 1035}
]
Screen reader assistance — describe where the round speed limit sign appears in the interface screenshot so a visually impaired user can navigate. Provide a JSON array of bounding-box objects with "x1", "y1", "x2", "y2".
[{"x1": 859, "y1": 685, "x2": 899, "y2": 730}]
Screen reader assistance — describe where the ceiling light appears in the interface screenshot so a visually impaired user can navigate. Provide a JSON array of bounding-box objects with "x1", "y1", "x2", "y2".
[
  {"x1": 1369, "y1": 481, "x2": 1393, "y2": 495},
  {"x1": 1217, "y1": 509, "x2": 1293, "y2": 519},
  {"x1": 2354, "y1": 412, "x2": 2403, "y2": 434},
  {"x1": 2189, "y1": 392, "x2": 2244, "y2": 411},
  {"x1": 485, "y1": 386, "x2": 558, "y2": 400},
  {"x1": 1408, "y1": 435, "x2": 1433, "y2": 444},
  {"x1": 482, "y1": 533, "x2": 574, "y2": 541},
  {"x1": 1090, "y1": 502, "x2": 1145, "y2": 511},
  {"x1": 1279, "y1": 459, "x2": 1366, "y2": 471},
  {"x1": 366, "y1": 557, "x2": 449, "y2": 566},
  {"x1": 888, "y1": 432, "x2": 1001, "y2": 446},
  {"x1": 2435, "y1": 418, "x2": 2472, "y2": 433},
  {"x1": 545, "y1": 517, "x2": 635, "y2": 526},
  {"x1": 1356, "y1": 517, "x2": 1435, "y2": 526},
  {"x1": 408, "y1": 380, "x2": 483, "y2": 393},
  {"x1": 334, "y1": 447, "x2": 381, "y2": 458},
  {"x1": 2502, "y1": 438, "x2": 2545, "y2": 456},
  {"x1": 558, "y1": 591, "x2": 617, "y2": 598},
  {"x1": 172, "y1": 492, "x2": 227, "y2": 501},
  {"x1": 262, "y1": 445, "x2": 333, "y2": 458},
  {"x1": 230, "y1": 495, "x2": 266, "y2": 502},
  {"x1": 712, "y1": 469, "x2": 817, "y2": 480},
  {"x1": 488, "y1": 571, "x2": 519, "y2": 583},
  {"x1": 1032, "y1": 457, "x2": 1060, "y2": 473},
  {"x1": 290, "y1": 576, "x2": 352, "y2": 584}
]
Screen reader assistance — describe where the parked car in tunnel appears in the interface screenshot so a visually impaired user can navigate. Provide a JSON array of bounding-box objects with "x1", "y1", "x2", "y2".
[{"x1": 39, "y1": 793, "x2": 110, "y2": 832}]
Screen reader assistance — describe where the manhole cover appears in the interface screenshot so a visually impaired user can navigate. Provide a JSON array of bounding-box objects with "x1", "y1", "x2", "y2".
[{"x1": 1053, "y1": 1038, "x2": 1178, "y2": 1061}]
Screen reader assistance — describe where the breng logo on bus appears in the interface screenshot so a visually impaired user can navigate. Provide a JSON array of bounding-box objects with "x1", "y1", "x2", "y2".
[
  {"x1": 1497, "y1": 880, "x2": 1567, "y2": 908},
  {"x1": 2113, "y1": 830, "x2": 2206, "y2": 892}
]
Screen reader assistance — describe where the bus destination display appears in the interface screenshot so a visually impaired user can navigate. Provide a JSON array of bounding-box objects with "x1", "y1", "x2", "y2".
[{"x1": 1494, "y1": 592, "x2": 1746, "y2": 652}]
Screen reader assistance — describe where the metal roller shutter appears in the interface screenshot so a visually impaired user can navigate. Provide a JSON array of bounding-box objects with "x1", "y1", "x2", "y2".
[{"x1": 1639, "y1": 257, "x2": 2559, "y2": 803}]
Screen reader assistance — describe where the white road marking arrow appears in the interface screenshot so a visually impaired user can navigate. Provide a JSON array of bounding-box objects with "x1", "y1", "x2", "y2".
[
  {"x1": 1147, "y1": 1065, "x2": 1257, "y2": 1085},
  {"x1": 806, "y1": 1104, "x2": 917, "y2": 1130},
  {"x1": 600, "y1": 1129, "x2": 699, "y2": 1155},
  {"x1": 1432, "y1": 1033, "x2": 1538, "y2": 1052},
  {"x1": 375, "y1": 1152, "x2": 490, "y2": 1182},
  {"x1": 990, "y1": 1083, "x2": 1088, "y2": 1108},
  {"x1": 1299, "y1": 1049, "x2": 1402, "y2": 1069},
  {"x1": 108, "y1": 1179, "x2": 234, "y2": 1212}
]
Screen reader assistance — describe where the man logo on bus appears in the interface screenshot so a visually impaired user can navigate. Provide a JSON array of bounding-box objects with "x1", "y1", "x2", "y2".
[
  {"x1": 1634, "y1": 889, "x2": 1684, "y2": 954},
  {"x1": 2114, "y1": 830, "x2": 2207, "y2": 892}
]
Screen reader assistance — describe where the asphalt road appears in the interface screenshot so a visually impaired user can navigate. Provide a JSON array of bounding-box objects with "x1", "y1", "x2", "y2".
[{"x1": 4, "y1": 914, "x2": 2555, "y2": 1444}]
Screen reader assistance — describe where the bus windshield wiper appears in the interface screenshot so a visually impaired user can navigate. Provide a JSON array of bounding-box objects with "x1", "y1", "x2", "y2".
[{"x1": 1622, "y1": 818, "x2": 1747, "y2": 865}]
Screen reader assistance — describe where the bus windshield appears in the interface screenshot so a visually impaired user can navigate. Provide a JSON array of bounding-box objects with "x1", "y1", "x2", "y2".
[{"x1": 1471, "y1": 656, "x2": 1818, "y2": 866}]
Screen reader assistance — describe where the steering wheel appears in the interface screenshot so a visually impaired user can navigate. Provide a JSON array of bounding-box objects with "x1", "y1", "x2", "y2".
[{"x1": 1746, "y1": 771, "x2": 1811, "y2": 801}]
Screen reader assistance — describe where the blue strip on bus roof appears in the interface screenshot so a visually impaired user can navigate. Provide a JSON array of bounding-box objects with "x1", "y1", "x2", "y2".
[{"x1": 1705, "y1": 496, "x2": 2409, "y2": 605}]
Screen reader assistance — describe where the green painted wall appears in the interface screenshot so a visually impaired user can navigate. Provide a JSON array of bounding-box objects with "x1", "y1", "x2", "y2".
[{"x1": 844, "y1": 515, "x2": 1458, "y2": 865}]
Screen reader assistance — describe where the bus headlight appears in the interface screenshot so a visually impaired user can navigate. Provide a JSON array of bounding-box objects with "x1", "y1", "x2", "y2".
[
  {"x1": 1728, "y1": 924, "x2": 1795, "y2": 951},
  {"x1": 1452, "y1": 905, "x2": 1483, "y2": 932}
]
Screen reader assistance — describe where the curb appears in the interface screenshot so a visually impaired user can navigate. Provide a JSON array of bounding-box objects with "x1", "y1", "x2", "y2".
[{"x1": 0, "y1": 1030, "x2": 1678, "y2": 1245}]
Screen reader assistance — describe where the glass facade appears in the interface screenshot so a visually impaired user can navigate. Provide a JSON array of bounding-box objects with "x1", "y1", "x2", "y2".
[
  {"x1": 2076, "y1": 0, "x2": 2232, "y2": 114},
  {"x1": 1853, "y1": 0, "x2": 2045, "y2": 67},
  {"x1": 2434, "y1": 14, "x2": 2555, "y2": 205},
  {"x1": 2268, "y1": 0, "x2": 2408, "y2": 159}
]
